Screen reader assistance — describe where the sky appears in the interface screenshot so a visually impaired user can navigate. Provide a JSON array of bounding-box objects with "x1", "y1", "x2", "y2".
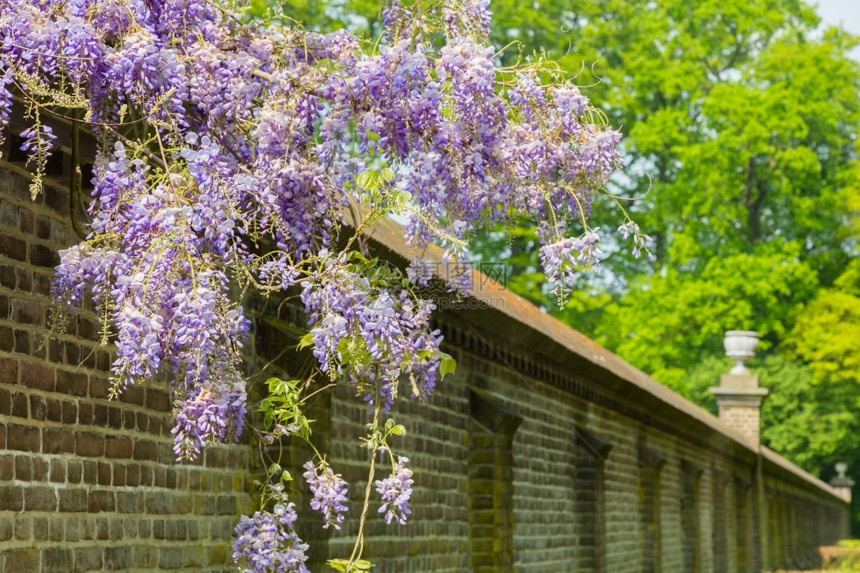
[{"x1": 814, "y1": 0, "x2": 860, "y2": 60}]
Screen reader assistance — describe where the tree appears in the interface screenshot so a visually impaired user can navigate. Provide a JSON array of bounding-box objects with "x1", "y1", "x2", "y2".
[{"x1": 0, "y1": 0, "x2": 629, "y2": 570}]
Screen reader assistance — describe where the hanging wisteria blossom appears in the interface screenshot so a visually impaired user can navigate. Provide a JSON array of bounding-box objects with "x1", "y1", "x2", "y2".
[{"x1": 0, "y1": 0, "x2": 639, "y2": 568}]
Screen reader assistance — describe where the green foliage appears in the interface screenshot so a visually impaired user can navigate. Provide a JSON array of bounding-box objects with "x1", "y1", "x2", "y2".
[
  {"x1": 470, "y1": 0, "x2": 860, "y2": 512},
  {"x1": 594, "y1": 245, "x2": 818, "y2": 389},
  {"x1": 759, "y1": 353, "x2": 860, "y2": 528}
]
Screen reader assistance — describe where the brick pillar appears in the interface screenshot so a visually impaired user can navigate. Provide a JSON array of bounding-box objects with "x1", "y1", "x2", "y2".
[
  {"x1": 710, "y1": 331, "x2": 768, "y2": 445},
  {"x1": 709, "y1": 373, "x2": 768, "y2": 444},
  {"x1": 829, "y1": 463, "x2": 854, "y2": 504}
]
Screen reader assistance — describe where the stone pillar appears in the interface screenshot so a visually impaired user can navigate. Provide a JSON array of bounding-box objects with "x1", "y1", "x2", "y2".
[
  {"x1": 830, "y1": 462, "x2": 854, "y2": 504},
  {"x1": 710, "y1": 331, "x2": 768, "y2": 445}
]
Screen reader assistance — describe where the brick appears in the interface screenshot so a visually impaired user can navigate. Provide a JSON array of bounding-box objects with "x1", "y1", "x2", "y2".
[
  {"x1": 7, "y1": 423, "x2": 40, "y2": 452},
  {"x1": 0, "y1": 326, "x2": 12, "y2": 352},
  {"x1": 96, "y1": 351, "x2": 111, "y2": 372},
  {"x1": 138, "y1": 519, "x2": 151, "y2": 539},
  {"x1": 0, "y1": 233, "x2": 26, "y2": 261},
  {"x1": 34, "y1": 216, "x2": 50, "y2": 239},
  {"x1": 13, "y1": 514, "x2": 28, "y2": 540},
  {"x1": 0, "y1": 516, "x2": 11, "y2": 541},
  {"x1": 32, "y1": 456, "x2": 48, "y2": 480},
  {"x1": 43, "y1": 548, "x2": 72, "y2": 571},
  {"x1": 33, "y1": 516, "x2": 48, "y2": 539},
  {"x1": 76, "y1": 432, "x2": 105, "y2": 457},
  {"x1": 159, "y1": 547, "x2": 183, "y2": 569},
  {"x1": 108, "y1": 407, "x2": 122, "y2": 429},
  {"x1": 146, "y1": 389, "x2": 170, "y2": 412},
  {"x1": 77, "y1": 316, "x2": 100, "y2": 341},
  {"x1": 106, "y1": 436, "x2": 132, "y2": 459},
  {"x1": 44, "y1": 427, "x2": 75, "y2": 454},
  {"x1": 145, "y1": 491, "x2": 172, "y2": 514},
  {"x1": 29, "y1": 394, "x2": 46, "y2": 420},
  {"x1": 19, "y1": 210, "x2": 33, "y2": 234},
  {"x1": 25, "y1": 486, "x2": 57, "y2": 511},
  {"x1": 56, "y1": 369, "x2": 88, "y2": 396},
  {"x1": 88, "y1": 490, "x2": 116, "y2": 513},
  {"x1": 64, "y1": 518, "x2": 78, "y2": 542},
  {"x1": 133, "y1": 440, "x2": 159, "y2": 462},
  {"x1": 89, "y1": 376, "x2": 110, "y2": 399},
  {"x1": 113, "y1": 464, "x2": 125, "y2": 486},
  {"x1": 0, "y1": 486, "x2": 23, "y2": 511},
  {"x1": 33, "y1": 273, "x2": 51, "y2": 296},
  {"x1": 126, "y1": 464, "x2": 139, "y2": 487},
  {"x1": 49, "y1": 519, "x2": 64, "y2": 541},
  {"x1": 48, "y1": 339, "x2": 63, "y2": 363},
  {"x1": 93, "y1": 404, "x2": 107, "y2": 425},
  {"x1": 97, "y1": 462, "x2": 111, "y2": 486},
  {"x1": 0, "y1": 294, "x2": 8, "y2": 318},
  {"x1": 45, "y1": 397, "x2": 61, "y2": 421},
  {"x1": 50, "y1": 219, "x2": 67, "y2": 244},
  {"x1": 50, "y1": 458, "x2": 65, "y2": 483},
  {"x1": 0, "y1": 265, "x2": 13, "y2": 288},
  {"x1": 0, "y1": 423, "x2": 4, "y2": 448},
  {"x1": 64, "y1": 341, "x2": 80, "y2": 364},
  {"x1": 11, "y1": 299, "x2": 43, "y2": 326},
  {"x1": 15, "y1": 268, "x2": 31, "y2": 292},
  {"x1": 58, "y1": 488, "x2": 87, "y2": 512},
  {"x1": 0, "y1": 201, "x2": 17, "y2": 227},
  {"x1": 10, "y1": 391, "x2": 27, "y2": 417},
  {"x1": 0, "y1": 389, "x2": 9, "y2": 416},
  {"x1": 61, "y1": 400, "x2": 76, "y2": 424},
  {"x1": 5, "y1": 549, "x2": 38, "y2": 572},
  {"x1": 216, "y1": 496, "x2": 237, "y2": 515},
  {"x1": 67, "y1": 460, "x2": 82, "y2": 484},
  {"x1": 96, "y1": 517, "x2": 109, "y2": 540},
  {"x1": 121, "y1": 385, "x2": 145, "y2": 406},
  {"x1": 44, "y1": 186, "x2": 67, "y2": 215},
  {"x1": 74, "y1": 547, "x2": 102, "y2": 572},
  {"x1": 0, "y1": 357, "x2": 17, "y2": 383},
  {"x1": 13, "y1": 329, "x2": 29, "y2": 353},
  {"x1": 103, "y1": 546, "x2": 130, "y2": 570},
  {"x1": 117, "y1": 491, "x2": 143, "y2": 514},
  {"x1": 29, "y1": 243, "x2": 59, "y2": 268},
  {"x1": 83, "y1": 460, "x2": 97, "y2": 483},
  {"x1": 0, "y1": 454, "x2": 12, "y2": 480},
  {"x1": 78, "y1": 402, "x2": 92, "y2": 424}
]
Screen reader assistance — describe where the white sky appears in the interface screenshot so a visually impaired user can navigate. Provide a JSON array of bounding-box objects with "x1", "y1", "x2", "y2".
[{"x1": 814, "y1": 0, "x2": 860, "y2": 60}]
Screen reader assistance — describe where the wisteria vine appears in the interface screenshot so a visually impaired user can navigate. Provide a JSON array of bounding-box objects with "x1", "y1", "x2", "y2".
[{"x1": 0, "y1": 0, "x2": 644, "y2": 570}]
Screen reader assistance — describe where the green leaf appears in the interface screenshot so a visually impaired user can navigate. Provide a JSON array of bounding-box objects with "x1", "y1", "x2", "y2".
[
  {"x1": 439, "y1": 352, "x2": 456, "y2": 379},
  {"x1": 327, "y1": 559, "x2": 374, "y2": 572},
  {"x1": 355, "y1": 171, "x2": 375, "y2": 191},
  {"x1": 297, "y1": 333, "x2": 315, "y2": 350}
]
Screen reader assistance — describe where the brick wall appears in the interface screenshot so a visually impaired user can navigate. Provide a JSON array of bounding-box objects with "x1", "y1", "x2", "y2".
[
  {"x1": 0, "y1": 142, "x2": 852, "y2": 573},
  {"x1": 0, "y1": 159, "x2": 254, "y2": 572}
]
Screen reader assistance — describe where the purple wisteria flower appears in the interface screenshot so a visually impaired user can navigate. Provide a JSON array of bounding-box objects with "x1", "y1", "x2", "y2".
[
  {"x1": 233, "y1": 503, "x2": 309, "y2": 573},
  {"x1": 303, "y1": 459, "x2": 349, "y2": 530},
  {"x1": 539, "y1": 229, "x2": 603, "y2": 301},
  {"x1": 1, "y1": 0, "x2": 627, "y2": 556},
  {"x1": 376, "y1": 455, "x2": 414, "y2": 525}
]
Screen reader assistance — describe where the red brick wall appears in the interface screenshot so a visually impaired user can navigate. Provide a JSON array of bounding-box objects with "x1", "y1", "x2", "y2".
[
  {"x1": 0, "y1": 161, "x2": 254, "y2": 572},
  {"x1": 0, "y1": 150, "x2": 851, "y2": 572}
]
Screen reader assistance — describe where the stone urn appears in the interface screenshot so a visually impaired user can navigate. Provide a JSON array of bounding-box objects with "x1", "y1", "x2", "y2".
[{"x1": 724, "y1": 330, "x2": 759, "y2": 375}]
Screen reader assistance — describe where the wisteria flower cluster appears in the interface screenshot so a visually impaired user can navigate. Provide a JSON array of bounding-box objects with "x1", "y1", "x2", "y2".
[
  {"x1": 233, "y1": 502, "x2": 309, "y2": 573},
  {"x1": 303, "y1": 459, "x2": 350, "y2": 530},
  {"x1": 376, "y1": 454, "x2": 414, "y2": 526},
  {"x1": 0, "y1": 0, "x2": 632, "y2": 567}
]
